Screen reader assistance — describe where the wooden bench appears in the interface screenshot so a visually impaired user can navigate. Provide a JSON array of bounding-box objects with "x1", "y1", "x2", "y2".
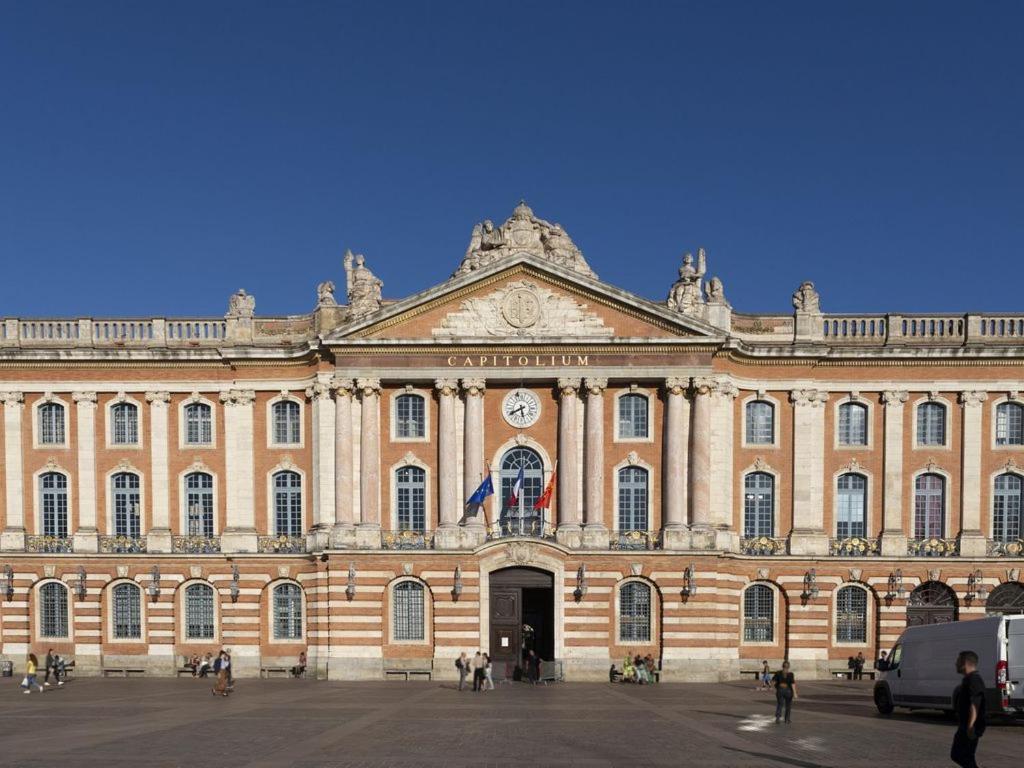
[
  {"x1": 829, "y1": 665, "x2": 876, "y2": 681},
  {"x1": 102, "y1": 668, "x2": 145, "y2": 678},
  {"x1": 383, "y1": 659, "x2": 433, "y2": 681},
  {"x1": 384, "y1": 668, "x2": 432, "y2": 681},
  {"x1": 260, "y1": 666, "x2": 291, "y2": 679}
]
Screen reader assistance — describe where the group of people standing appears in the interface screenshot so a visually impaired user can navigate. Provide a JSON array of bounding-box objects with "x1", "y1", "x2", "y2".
[
  {"x1": 846, "y1": 652, "x2": 868, "y2": 680},
  {"x1": 455, "y1": 651, "x2": 495, "y2": 691},
  {"x1": 20, "y1": 650, "x2": 71, "y2": 694}
]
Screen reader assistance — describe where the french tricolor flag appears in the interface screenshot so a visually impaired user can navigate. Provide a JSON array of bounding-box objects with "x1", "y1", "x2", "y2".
[{"x1": 506, "y1": 465, "x2": 526, "y2": 508}]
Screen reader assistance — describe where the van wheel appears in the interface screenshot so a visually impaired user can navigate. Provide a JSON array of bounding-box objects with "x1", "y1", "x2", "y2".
[{"x1": 874, "y1": 688, "x2": 894, "y2": 715}]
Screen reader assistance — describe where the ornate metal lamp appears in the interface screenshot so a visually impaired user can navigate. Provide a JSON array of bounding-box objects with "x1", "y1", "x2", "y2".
[
  {"x1": 75, "y1": 566, "x2": 87, "y2": 601},
  {"x1": 452, "y1": 566, "x2": 463, "y2": 601},
  {"x1": 230, "y1": 563, "x2": 240, "y2": 603},
  {"x1": 573, "y1": 564, "x2": 587, "y2": 601},
  {"x1": 1, "y1": 564, "x2": 13, "y2": 601},
  {"x1": 966, "y1": 570, "x2": 987, "y2": 602},
  {"x1": 886, "y1": 569, "x2": 905, "y2": 600},
  {"x1": 147, "y1": 565, "x2": 161, "y2": 601},
  {"x1": 681, "y1": 563, "x2": 698, "y2": 598},
  {"x1": 801, "y1": 569, "x2": 819, "y2": 600},
  {"x1": 345, "y1": 562, "x2": 357, "y2": 601}
]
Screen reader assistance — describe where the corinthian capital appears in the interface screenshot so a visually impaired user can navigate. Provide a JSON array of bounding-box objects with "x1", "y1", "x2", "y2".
[
  {"x1": 219, "y1": 389, "x2": 256, "y2": 407},
  {"x1": 790, "y1": 388, "x2": 829, "y2": 407},
  {"x1": 461, "y1": 378, "x2": 486, "y2": 397},
  {"x1": 716, "y1": 379, "x2": 739, "y2": 400},
  {"x1": 664, "y1": 377, "x2": 688, "y2": 396},
  {"x1": 557, "y1": 377, "x2": 581, "y2": 397},
  {"x1": 692, "y1": 376, "x2": 718, "y2": 396},
  {"x1": 0, "y1": 391, "x2": 24, "y2": 408},
  {"x1": 434, "y1": 378, "x2": 459, "y2": 397},
  {"x1": 881, "y1": 390, "x2": 909, "y2": 407},
  {"x1": 330, "y1": 377, "x2": 355, "y2": 398},
  {"x1": 145, "y1": 391, "x2": 171, "y2": 405},
  {"x1": 583, "y1": 377, "x2": 608, "y2": 395},
  {"x1": 72, "y1": 391, "x2": 97, "y2": 406},
  {"x1": 959, "y1": 390, "x2": 988, "y2": 408},
  {"x1": 355, "y1": 377, "x2": 381, "y2": 397},
  {"x1": 304, "y1": 381, "x2": 331, "y2": 401}
]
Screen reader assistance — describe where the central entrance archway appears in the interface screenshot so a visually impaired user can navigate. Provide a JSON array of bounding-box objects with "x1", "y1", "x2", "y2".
[
  {"x1": 907, "y1": 581, "x2": 958, "y2": 626},
  {"x1": 489, "y1": 566, "x2": 554, "y2": 677}
]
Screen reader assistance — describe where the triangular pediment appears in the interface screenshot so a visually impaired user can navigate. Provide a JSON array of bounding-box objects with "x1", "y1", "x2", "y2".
[{"x1": 322, "y1": 252, "x2": 723, "y2": 344}]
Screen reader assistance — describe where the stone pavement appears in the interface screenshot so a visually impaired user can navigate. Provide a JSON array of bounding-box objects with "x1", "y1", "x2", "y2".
[{"x1": 0, "y1": 677, "x2": 1020, "y2": 767}]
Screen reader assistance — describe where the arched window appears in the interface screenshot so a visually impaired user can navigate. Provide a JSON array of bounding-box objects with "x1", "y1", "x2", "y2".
[
  {"x1": 395, "y1": 466, "x2": 426, "y2": 532},
  {"x1": 743, "y1": 584, "x2": 773, "y2": 642},
  {"x1": 996, "y1": 402, "x2": 1024, "y2": 446},
  {"x1": 619, "y1": 581, "x2": 651, "y2": 643},
  {"x1": 836, "y1": 473, "x2": 867, "y2": 538},
  {"x1": 745, "y1": 401, "x2": 774, "y2": 445},
  {"x1": 272, "y1": 400, "x2": 301, "y2": 445},
  {"x1": 836, "y1": 586, "x2": 868, "y2": 643},
  {"x1": 395, "y1": 394, "x2": 425, "y2": 439},
  {"x1": 916, "y1": 402, "x2": 946, "y2": 446},
  {"x1": 273, "y1": 471, "x2": 302, "y2": 536},
  {"x1": 39, "y1": 582, "x2": 69, "y2": 638},
  {"x1": 185, "y1": 583, "x2": 215, "y2": 639},
  {"x1": 272, "y1": 583, "x2": 303, "y2": 640},
  {"x1": 499, "y1": 447, "x2": 544, "y2": 530},
  {"x1": 617, "y1": 466, "x2": 649, "y2": 531},
  {"x1": 111, "y1": 472, "x2": 141, "y2": 538},
  {"x1": 743, "y1": 472, "x2": 774, "y2": 538},
  {"x1": 38, "y1": 403, "x2": 65, "y2": 445},
  {"x1": 837, "y1": 402, "x2": 868, "y2": 446},
  {"x1": 618, "y1": 393, "x2": 649, "y2": 439},
  {"x1": 993, "y1": 473, "x2": 1022, "y2": 543},
  {"x1": 185, "y1": 472, "x2": 214, "y2": 537},
  {"x1": 913, "y1": 473, "x2": 945, "y2": 539},
  {"x1": 40, "y1": 472, "x2": 68, "y2": 538},
  {"x1": 985, "y1": 582, "x2": 1024, "y2": 616},
  {"x1": 112, "y1": 582, "x2": 142, "y2": 639},
  {"x1": 184, "y1": 402, "x2": 212, "y2": 445},
  {"x1": 392, "y1": 581, "x2": 425, "y2": 641},
  {"x1": 111, "y1": 402, "x2": 139, "y2": 445}
]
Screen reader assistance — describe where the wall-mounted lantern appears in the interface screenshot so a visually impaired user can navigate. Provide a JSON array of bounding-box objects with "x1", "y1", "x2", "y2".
[
  {"x1": 75, "y1": 566, "x2": 87, "y2": 601},
  {"x1": 573, "y1": 564, "x2": 587, "y2": 602},
  {"x1": 147, "y1": 565, "x2": 161, "y2": 601},
  {"x1": 681, "y1": 563, "x2": 698, "y2": 598},
  {"x1": 230, "y1": 564, "x2": 240, "y2": 603},
  {"x1": 1, "y1": 564, "x2": 13, "y2": 601},
  {"x1": 886, "y1": 569, "x2": 905, "y2": 600},
  {"x1": 345, "y1": 562, "x2": 357, "y2": 601},
  {"x1": 966, "y1": 570, "x2": 987, "y2": 602},
  {"x1": 452, "y1": 566, "x2": 463, "y2": 601},
  {"x1": 801, "y1": 569, "x2": 819, "y2": 601}
]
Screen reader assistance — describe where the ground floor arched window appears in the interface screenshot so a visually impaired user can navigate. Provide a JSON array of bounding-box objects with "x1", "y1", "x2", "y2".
[
  {"x1": 619, "y1": 581, "x2": 651, "y2": 643},
  {"x1": 836, "y1": 585, "x2": 868, "y2": 643},
  {"x1": 985, "y1": 582, "x2": 1024, "y2": 616},
  {"x1": 743, "y1": 584, "x2": 773, "y2": 642}
]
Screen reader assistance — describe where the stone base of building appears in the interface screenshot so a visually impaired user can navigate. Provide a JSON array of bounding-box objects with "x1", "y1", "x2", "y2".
[{"x1": 660, "y1": 656, "x2": 739, "y2": 682}]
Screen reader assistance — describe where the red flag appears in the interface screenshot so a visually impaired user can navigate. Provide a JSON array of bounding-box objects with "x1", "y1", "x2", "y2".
[{"x1": 533, "y1": 467, "x2": 557, "y2": 511}]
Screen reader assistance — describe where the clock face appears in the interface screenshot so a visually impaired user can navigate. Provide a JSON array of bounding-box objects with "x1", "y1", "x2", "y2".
[{"x1": 502, "y1": 389, "x2": 541, "y2": 428}]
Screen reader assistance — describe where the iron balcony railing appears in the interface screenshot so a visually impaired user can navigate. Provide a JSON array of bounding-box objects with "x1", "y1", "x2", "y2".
[
  {"x1": 172, "y1": 535, "x2": 222, "y2": 554},
  {"x1": 99, "y1": 535, "x2": 147, "y2": 554},
  {"x1": 987, "y1": 538, "x2": 1024, "y2": 557},
  {"x1": 829, "y1": 536, "x2": 881, "y2": 557},
  {"x1": 26, "y1": 535, "x2": 72, "y2": 554},
  {"x1": 739, "y1": 536, "x2": 787, "y2": 556},
  {"x1": 257, "y1": 535, "x2": 307, "y2": 554},
  {"x1": 907, "y1": 537, "x2": 960, "y2": 557},
  {"x1": 610, "y1": 530, "x2": 660, "y2": 550},
  {"x1": 381, "y1": 530, "x2": 433, "y2": 550},
  {"x1": 486, "y1": 518, "x2": 556, "y2": 541}
]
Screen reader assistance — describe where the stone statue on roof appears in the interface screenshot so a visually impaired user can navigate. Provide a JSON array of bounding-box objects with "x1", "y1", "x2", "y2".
[
  {"x1": 666, "y1": 248, "x2": 707, "y2": 316},
  {"x1": 316, "y1": 280, "x2": 337, "y2": 307},
  {"x1": 343, "y1": 250, "x2": 383, "y2": 319},
  {"x1": 454, "y1": 202, "x2": 596, "y2": 278},
  {"x1": 226, "y1": 288, "x2": 256, "y2": 318},
  {"x1": 792, "y1": 281, "x2": 821, "y2": 313}
]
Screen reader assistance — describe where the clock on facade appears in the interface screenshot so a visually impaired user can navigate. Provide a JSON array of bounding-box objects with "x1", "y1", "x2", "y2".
[{"x1": 502, "y1": 388, "x2": 541, "y2": 428}]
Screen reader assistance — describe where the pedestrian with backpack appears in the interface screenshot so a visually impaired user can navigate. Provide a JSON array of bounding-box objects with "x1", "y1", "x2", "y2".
[{"x1": 455, "y1": 651, "x2": 469, "y2": 691}]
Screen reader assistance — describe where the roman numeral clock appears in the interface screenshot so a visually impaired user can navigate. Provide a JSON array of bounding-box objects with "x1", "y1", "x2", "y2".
[{"x1": 502, "y1": 388, "x2": 541, "y2": 428}]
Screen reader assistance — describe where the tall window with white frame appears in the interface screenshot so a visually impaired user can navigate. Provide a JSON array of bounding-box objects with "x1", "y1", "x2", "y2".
[
  {"x1": 272, "y1": 400, "x2": 301, "y2": 445},
  {"x1": 184, "y1": 402, "x2": 212, "y2": 446},
  {"x1": 185, "y1": 583, "x2": 215, "y2": 640},
  {"x1": 40, "y1": 472, "x2": 69, "y2": 539},
  {"x1": 39, "y1": 582, "x2": 69, "y2": 639},
  {"x1": 393, "y1": 581, "x2": 425, "y2": 641},
  {"x1": 619, "y1": 581, "x2": 652, "y2": 643},
  {"x1": 273, "y1": 471, "x2": 302, "y2": 537},
  {"x1": 743, "y1": 584, "x2": 773, "y2": 642},
  {"x1": 272, "y1": 583, "x2": 302, "y2": 640},
  {"x1": 837, "y1": 402, "x2": 868, "y2": 446},
  {"x1": 914, "y1": 473, "x2": 945, "y2": 539},
  {"x1": 996, "y1": 402, "x2": 1024, "y2": 446},
  {"x1": 836, "y1": 473, "x2": 867, "y2": 538},
  {"x1": 916, "y1": 402, "x2": 946, "y2": 446},
  {"x1": 836, "y1": 586, "x2": 867, "y2": 643},
  {"x1": 993, "y1": 473, "x2": 1022, "y2": 543},
  {"x1": 111, "y1": 472, "x2": 141, "y2": 538},
  {"x1": 185, "y1": 472, "x2": 214, "y2": 537},
  {"x1": 38, "y1": 402, "x2": 65, "y2": 445},
  {"x1": 743, "y1": 472, "x2": 774, "y2": 538},
  {"x1": 395, "y1": 466, "x2": 426, "y2": 532},
  {"x1": 395, "y1": 393, "x2": 425, "y2": 439},
  {"x1": 617, "y1": 466, "x2": 649, "y2": 531},
  {"x1": 111, "y1": 402, "x2": 139, "y2": 445},
  {"x1": 745, "y1": 401, "x2": 774, "y2": 445},
  {"x1": 112, "y1": 582, "x2": 142, "y2": 639},
  {"x1": 618, "y1": 393, "x2": 648, "y2": 439}
]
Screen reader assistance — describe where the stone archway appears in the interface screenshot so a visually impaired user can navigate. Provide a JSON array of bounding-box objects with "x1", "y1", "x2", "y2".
[
  {"x1": 986, "y1": 582, "x2": 1024, "y2": 616},
  {"x1": 907, "y1": 580, "x2": 958, "y2": 627}
]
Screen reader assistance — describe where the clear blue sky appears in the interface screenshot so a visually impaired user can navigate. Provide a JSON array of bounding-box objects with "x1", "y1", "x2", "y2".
[{"x1": 1, "y1": 1, "x2": 1022, "y2": 318}]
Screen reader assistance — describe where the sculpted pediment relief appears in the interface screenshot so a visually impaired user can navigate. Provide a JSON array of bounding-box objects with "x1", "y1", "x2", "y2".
[{"x1": 432, "y1": 280, "x2": 614, "y2": 339}]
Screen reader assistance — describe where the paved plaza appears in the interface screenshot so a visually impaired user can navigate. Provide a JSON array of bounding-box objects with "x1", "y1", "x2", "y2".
[{"x1": 0, "y1": 677, "x2": 1020, "y2": 767}]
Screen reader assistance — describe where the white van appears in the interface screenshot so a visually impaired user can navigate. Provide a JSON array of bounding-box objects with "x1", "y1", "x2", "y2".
[{"x1": 874, "y1": 615, "x2": 1023, "y2": 716}]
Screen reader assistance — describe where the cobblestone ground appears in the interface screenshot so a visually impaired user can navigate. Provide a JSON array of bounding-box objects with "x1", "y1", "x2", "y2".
[{"x1": 0, "y1": 677, "x2": 1020, "y2": 767}]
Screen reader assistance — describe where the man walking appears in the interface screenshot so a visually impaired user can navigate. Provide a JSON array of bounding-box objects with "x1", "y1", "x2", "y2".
[
  {"x1": 456, "y1": 652, "x2": 469, "y2": 691},
  {"x1": 951, "y1": 650, "x2": 986, "y2": 768},
  {"x1": 471, "y1": 651, "x2": 485, "y2": 692}
]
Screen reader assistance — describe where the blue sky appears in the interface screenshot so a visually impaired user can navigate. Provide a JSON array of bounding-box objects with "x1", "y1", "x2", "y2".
[{"x1": 1, "y1": 1, "x2": 1022, "y2": 317}]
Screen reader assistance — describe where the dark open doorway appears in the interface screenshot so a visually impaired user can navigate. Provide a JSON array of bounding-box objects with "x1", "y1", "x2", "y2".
[{"x1": 489, "y1": 567, "x2": 555, "y2": 677}]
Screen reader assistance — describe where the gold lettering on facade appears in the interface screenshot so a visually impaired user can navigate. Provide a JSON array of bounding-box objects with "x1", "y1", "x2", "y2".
[{"x1": 446, "y1": 355, "x2": 592, "y2": 368}]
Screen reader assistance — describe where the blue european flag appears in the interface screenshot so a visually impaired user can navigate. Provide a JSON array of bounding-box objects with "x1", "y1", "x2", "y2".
[{"x1": 464, "y1": 471, "x2": 494, "y2": 515}]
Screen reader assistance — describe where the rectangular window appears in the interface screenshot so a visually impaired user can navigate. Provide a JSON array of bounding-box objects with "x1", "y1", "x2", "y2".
[
  {"x1": 112, "y1": 403, "x2": 139, "y2": 445},
  {"x1": 916, "y1": 403, "x2": 946, "y2": 446},
  {"x1": 838, "y1": 403, "x2": 867, "y2": 446},
  {"x1": 39, "y1": 404, "x2": 65, "y2": 445},
  {"x1": 618, "y1": 395, "x2": 649, "y2": 439},
  {"x1": 745, "y1": 402, "x2": 774, "y2": 445},
  {"x1": 395, "y1": 395, "x2": 425, "y2": 439}
]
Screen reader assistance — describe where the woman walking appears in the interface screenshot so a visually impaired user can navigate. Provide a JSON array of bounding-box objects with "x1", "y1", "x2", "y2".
[
  {"x1": 772, "y1": 661, "x2": 798, "y2": 723},
  {"x1": 211, "y1": 651, "x2": 231, "y2": 697},
  {"x1": 483, "y1": 653, "x2": 495, "y2": 691},
  {"x1": 21, "y1": 653, "x2": 44, "y2": 694}
]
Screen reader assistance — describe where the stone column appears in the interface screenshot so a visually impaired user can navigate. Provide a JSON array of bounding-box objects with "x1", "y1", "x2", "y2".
[
  {"x1": 331, "y1": 378, "x2": 356, "y2": 547},
  {"x1": 145, "y1": 391, "x2": 172, "y2": 553},
  {"x1": 689, "y1": 377, "x2": 715, "y2": 532},
  {"x1": 435, "y1": 378, "x2": 461, "y2": 550},
  {"x1": 220, "y1": 389, "x2": 257, "y2": 553},
  {"x1": 709, "y1": 379, "x2": 739, "y2": 550},
  {"x1": 306, "y1": 381, "x2": 336, "y2": 550},
  {"x1": 880, "y1": 390, "x2": 909, "y2": 556},
  {"x1": 581, "y1": 377, "x2": 608, "y2": 548},
  {"x1": 355, "y1": 378, "x2": 381, "y2": 548},
  {"x1": 959, "y1": 390, "x2": 988, "y2": 556},
  {"x1": 661, "y1": 377, "x2": 690, "y2": 550},
  {"x1": 789, "y1": 388, "x2": 829, "y2": 555},
  {"x1": 461, "y1": 378, "x2": 487, "y2": 544},
  {"x1": 72, "y1": 392, "x2": 99, "y2": 553},
  {"x1": 555, "y1": 378, "x2": 582, "y2": 547},
  {"x1": 0, "y1": 392, "x2": 25, "y2": 551}
]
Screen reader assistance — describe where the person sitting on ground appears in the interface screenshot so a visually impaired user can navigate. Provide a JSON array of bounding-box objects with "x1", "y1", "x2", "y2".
[{"x1": 292, "y1": 651, "x2": 306, "y2": 678}]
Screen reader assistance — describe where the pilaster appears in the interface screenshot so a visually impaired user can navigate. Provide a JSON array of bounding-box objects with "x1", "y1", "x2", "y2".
[
  {"x1": 881, "y1": 390, "x2": 909, "y2": 556},
  {"x1": 0, "y1": 392, "x2": 25, "y2": 551},
  {"x1": 959, "y1": 390, "x2": 988, "y2": 556},
  {"x1": 306, "y1": 380, "x2": 336, "y2": 550},
  {"x1": 582, "y1": 377, "x2": 608, "y2": 548},
  {"x1": 434, "y1": 378, "x2": 461, "y2": 549},
  {"x1": 331, "y1": 378, "x2": 357, "y2": 548},
  {"x1": 555, "y1": 377, "x2": 582, "y2": 548},
  {"x1": 662, "y1": 377, "x2": 689, "y2": 550},
  {"x1": 461, "y1": 378, "x2": 487, "y2": 545},
  {"x1": 789, "y1": 388, "x2": 829, "y2": 556},
  {"x1": 145, "y1": 391, "x2": 172, "y2": 553},
  {"x1": 689, "y1": 377, "x2": 714, "y2": 530},
  {"x1": 72, "y1": 391, "x2": 99, "y2": 553},
  {"x1": 709, "y1": 378, "x2": 739, "y2": 550},
  {"x1": 355, "y1": 378, "x2": 381, "y2": 549},
  {"x1": 220, "y1": 389, "x2": 257, "y2": 553}
]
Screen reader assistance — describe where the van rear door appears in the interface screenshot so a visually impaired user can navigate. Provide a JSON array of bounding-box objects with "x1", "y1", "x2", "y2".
[{"x1": 1009, "y1": 618, "x2": 1024, "y2": 705}]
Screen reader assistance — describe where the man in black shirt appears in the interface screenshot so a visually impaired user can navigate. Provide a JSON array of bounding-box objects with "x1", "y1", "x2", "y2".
[
  {"x1": 951, "y1": 650, "x2": 986, "y2": 768},
  {"x1": 772, "y1": 661, "x2": 798, "y2": 723}
]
